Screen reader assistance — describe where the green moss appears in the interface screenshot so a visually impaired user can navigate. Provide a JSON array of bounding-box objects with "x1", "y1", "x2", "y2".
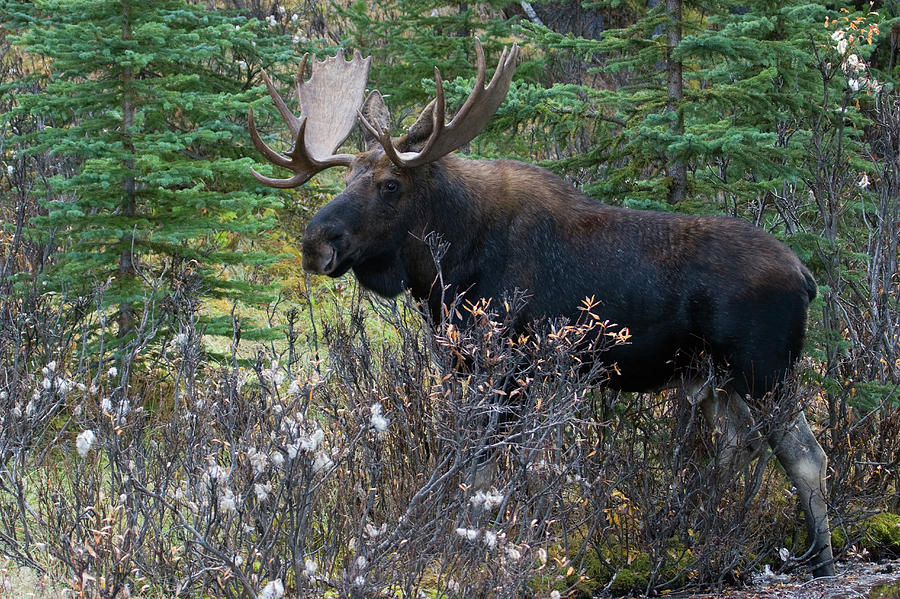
[
  {"x1": 831, "y1": 525, "x2": 848, "y2": 551},
  {"x1": 608, "y1": 566, "x2": 648, "y2": 594},
  {"x1": 563, "y1": 540, "x2": 695, "y2": 597},
  {"x1": 859, "y1": 512, "x2": 900, "y2": 558}
]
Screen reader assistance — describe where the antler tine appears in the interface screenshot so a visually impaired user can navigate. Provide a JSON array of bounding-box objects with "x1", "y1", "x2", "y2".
[
  {"x1": 357, "y1": 105, "x2": 410, "y2": 168},
  {"x1": 248, "y1": 106, "x2": 297, "y2": 170},
  {"x1": 249, "y1": 112, "x2": 320, "y2": 188},
  {"x1": 260, "y1": 68, "x2": 302, "y2": 139},
  {"x1": 381, "y1": 39, "x2": 519, "y2": 169}
]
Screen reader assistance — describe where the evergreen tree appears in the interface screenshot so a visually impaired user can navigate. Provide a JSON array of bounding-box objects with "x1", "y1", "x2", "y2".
[{"x1": 1, "y1": 0, "x2": 294, "y2": 345}]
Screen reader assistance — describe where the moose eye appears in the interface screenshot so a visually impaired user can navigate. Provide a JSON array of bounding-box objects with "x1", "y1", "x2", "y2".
[{"x1": 381, "y1": 180, "x2": 400, "y2": 200}]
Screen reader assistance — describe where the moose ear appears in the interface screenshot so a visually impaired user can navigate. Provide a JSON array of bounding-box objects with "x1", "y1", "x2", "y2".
[
  {"x1": 398, "y1": 99, "x2": 437, "y2": 152},
  {"x1": 359, "y1": 91, "x2": 392, "y2": 147}
]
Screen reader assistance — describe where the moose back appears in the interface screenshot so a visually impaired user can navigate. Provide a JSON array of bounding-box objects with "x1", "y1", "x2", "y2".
[{"x1": 248, "y1": 41, "x2": 834, "y2": 577}]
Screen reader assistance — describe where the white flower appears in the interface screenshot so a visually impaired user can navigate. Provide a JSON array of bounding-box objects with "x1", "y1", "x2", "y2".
[
  {"x1": 75, "y1": 430, "x2": 96, "y2": 457},
  {"x1": 286, "y1": 443, "x2": 300, "y2": 459},
  {"x1": 219, "y1": 487, "x2": 239, "y2": 513},
  {"x1": 6, "y1": 165, "x2": 13, "y2": 176},
  {"x1": 483, "y1": 530, "x2": 497, "y2": 549},
  {"x1": 301, "y1": 428, "x2": 324, "y2": 452},
  {"x1": 831, "y1": 29, "x2": 845, "y2": 42},
  {"x1": 858, "y1": 173, "x2": 870, "y2": 188},
  {"x1": 837, "y1": 39, "x2": 848, "y2": 55},
  {"x1": 312, "y1": 451, "x2": 333, "y2": 473},
  {"x1": 470, "y1": 490, "x2": 504, "y2": 510},
  {"x1": 261, "y1": 361, "x2": 285, "y2": 385},
  {"x1": 233, "y1": 554, "x2": 244, "y2": 567},
  {"x1": 206, "y1": 463, "x2": 228, "y2": 482},
  {"x1": 846, "y1": 53, "x2": 864, "y2": 71},
  {"x1": 370, "y1": 403, "x2": 389, "y2": 432},
  {"x1": 248, "y1": 448, "x2": 268, "y2": 474},
  {"x1": 259, "y1": 579, "x2": 284, "y2": 599},
  {"x1": 302, "y1": 558, "x2": 317, "y2": 577},
  {"x1": 353, "y1": 575, "x2": 365, "y2": 587},
  {"x1": 58, "y1": 377, "x2": 75, "y2": 395},
  {"x1": 364, "y1": 523, "x2": 384, "y2": 538},
  {"x1": 355, "y1": 555, "x2": 367, "y2": 569},
  {"x1": 291, "y1": 14, "x2": 298, "y2": 22},
  {"x1": 277, "y1": 5, "x2": 285, "y2": 14},
  {"x1": 0, "y1": 391, "x2": 7, "y2": 401},
  {"x1": 454, "y1": 527, "x2": 480, "y2": 542},
  {"x1": 46, "y1": 361, "x2": 56, "y2": 373},
  {"x1": 271, "y1": 452, "x2": 284, "y2": 468},
  {"x1": 107, "y1": 366, "x2": 118, "y2": 377},
  {"x1": 778, "y1": 547, "x2": 790, "y2": 562},
  {"x1": 238, "y1": 60, "x2": 247, "y2": 69},
  {"x1": 42, "y1": 377, "x2": 51, "y2": 390},
  {"x1": 254, "y1": 483, "x2": 270, "y2": 502},
  {"x1": 550, "y1": 591, "x2": 561, "y2": 599}
]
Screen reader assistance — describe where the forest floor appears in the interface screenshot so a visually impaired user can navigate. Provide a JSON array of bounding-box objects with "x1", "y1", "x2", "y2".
[
  {"x1": 670, "y1": 557, "x2": 900, "y2": 599},
  {"x1": 2, "y1": 555, "x2": 900, "y2": 598}
]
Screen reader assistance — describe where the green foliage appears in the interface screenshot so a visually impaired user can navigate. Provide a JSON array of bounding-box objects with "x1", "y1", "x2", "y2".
[
  {"x1": 1, "y1": 0, "x2": 295, "y2": 347},
  {"x1": 833, "y1": 512, "x2": 900, "y2": 559},
  {"x1": 563, "y1": 536, "x2": 696, "y2": 596}
]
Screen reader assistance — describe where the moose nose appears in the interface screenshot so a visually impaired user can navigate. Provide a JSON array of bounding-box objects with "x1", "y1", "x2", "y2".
[
  {"x1": 301, "y1": 241, "x2": 337, "y2": 274},
  {"x1": 302, "y1": 221, "x2": 346, "y2": 275}
]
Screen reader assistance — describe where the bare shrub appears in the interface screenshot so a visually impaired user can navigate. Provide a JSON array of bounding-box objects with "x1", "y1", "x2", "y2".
[{"x1": 2, "y1": 267, "x2": 854, "y2": 599}]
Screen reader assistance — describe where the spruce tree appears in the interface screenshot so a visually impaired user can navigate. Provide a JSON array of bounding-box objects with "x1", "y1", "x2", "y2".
[{"x1": 1, "y1": 0, "x2": 293, "y2": 345}]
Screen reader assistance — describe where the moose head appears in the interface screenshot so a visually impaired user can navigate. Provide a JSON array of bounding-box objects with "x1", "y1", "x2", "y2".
[{"x1": 249, "y1": 41, "x2": 519, "y2": 300}]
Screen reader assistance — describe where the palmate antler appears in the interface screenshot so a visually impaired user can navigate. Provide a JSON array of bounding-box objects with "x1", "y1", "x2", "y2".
[
  {"x1": 248, "y1": 50, "x2": 371, "y2": 188},
  {"x1": 249, "y1": 40, "x2": 519, "y2": 187},
  {"x1": 358, "y1": 40, "x2": 520, "y2": 169}
]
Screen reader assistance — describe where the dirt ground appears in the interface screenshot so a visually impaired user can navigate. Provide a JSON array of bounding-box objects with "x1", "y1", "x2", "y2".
[{"x1": 670, "y1": 558, "x2": 900, "y2": 599}]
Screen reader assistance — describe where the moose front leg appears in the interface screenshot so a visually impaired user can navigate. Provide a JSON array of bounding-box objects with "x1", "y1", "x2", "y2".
[{"x1": 770, "y1": 412, "x2": 834, "y2": 577}]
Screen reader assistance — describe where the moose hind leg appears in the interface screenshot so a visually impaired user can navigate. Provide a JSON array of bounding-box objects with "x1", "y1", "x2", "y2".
[
  {"x1": 770, "y1": 412, "x2": 834, "y2": 577},
  {"x1": 698, "y1": 386, "x2": 761, "y2": 472}
]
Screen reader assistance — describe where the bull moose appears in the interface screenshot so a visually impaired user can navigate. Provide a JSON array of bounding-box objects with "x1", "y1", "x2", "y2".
[{"x1": 248, "y1": 41, "x2": 834, "y2": 577}]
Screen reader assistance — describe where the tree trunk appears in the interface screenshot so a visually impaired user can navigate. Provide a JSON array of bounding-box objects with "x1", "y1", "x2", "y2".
[
  {"x1": 666, "y1": 0, "x2": 686, "y2": 204},
  {"x1": 118, "y1": 0, "x2": 136, "y2": 339}
]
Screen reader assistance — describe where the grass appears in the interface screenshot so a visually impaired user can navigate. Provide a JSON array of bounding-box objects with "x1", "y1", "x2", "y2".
[{"x1": 0, "y1": 558, "x2": 68, "y2": 599}]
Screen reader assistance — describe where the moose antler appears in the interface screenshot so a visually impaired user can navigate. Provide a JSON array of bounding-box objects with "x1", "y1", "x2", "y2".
[
  {"x1": 358, "y1": 39, "x2": 519, "y2": 168},
  {"x1": 249, "y1": 49, "x2": 371, "y2": 188}
]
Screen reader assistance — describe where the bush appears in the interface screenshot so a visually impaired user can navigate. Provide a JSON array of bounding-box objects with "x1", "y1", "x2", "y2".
[{"x1": 0, "y1": 278, "x2": 897, "y2": 597}]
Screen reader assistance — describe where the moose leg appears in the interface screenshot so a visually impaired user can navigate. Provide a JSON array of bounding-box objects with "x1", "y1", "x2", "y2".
[
  {"x1": 769, "y1": 412, "x2": 834, "y2": 577},
  {"x1": 697, "y1": 385, "x2": 760, "y2": 472}
]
